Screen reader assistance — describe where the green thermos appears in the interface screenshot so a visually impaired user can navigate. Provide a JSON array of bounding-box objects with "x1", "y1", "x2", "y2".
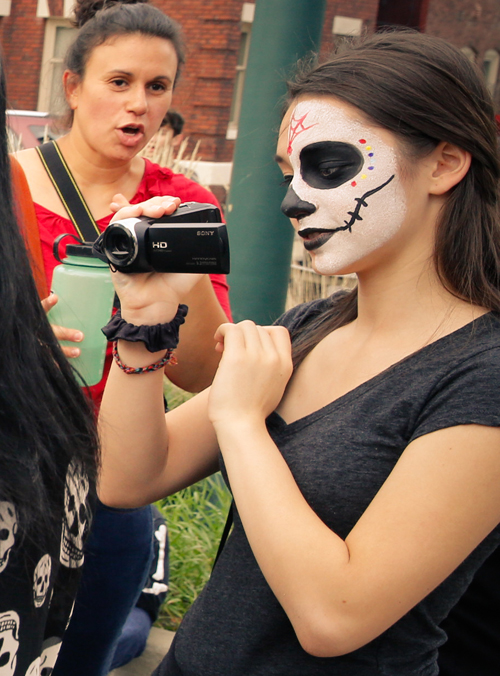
[{"x1": 48, "y1": 236, "x2": 115, "y2": 387}]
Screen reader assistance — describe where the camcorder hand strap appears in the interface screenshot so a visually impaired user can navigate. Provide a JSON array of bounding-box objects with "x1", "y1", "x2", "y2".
[{"x1": 36, "y1": 141, "x2": 101, "y2": 243}]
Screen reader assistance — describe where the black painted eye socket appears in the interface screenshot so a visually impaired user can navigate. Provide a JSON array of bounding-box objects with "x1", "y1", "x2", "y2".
[{"x1": 300, "y1": 141, "x2": 364, "y2": 190}]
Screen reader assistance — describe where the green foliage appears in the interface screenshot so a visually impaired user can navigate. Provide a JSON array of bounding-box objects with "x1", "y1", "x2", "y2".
[
  {"x1": 155, "y1": 378, "x2": 231, "y2": 632},
  {"x1": 163, "y1": 377, "x2": 195, "y2": 409},
  {"x1": 155, "y1": 474, "x2": 231, "y2": 632}
]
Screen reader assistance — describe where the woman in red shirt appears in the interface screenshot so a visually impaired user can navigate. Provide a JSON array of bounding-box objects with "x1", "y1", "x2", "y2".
[{"x1": 15, "y1": 1, "x2": 231, "y2": 674}]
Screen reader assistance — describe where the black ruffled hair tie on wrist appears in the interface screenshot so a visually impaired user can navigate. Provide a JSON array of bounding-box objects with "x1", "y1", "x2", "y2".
[{"x1": 101, "y1": 304, "x2": 188, "y2": 353}]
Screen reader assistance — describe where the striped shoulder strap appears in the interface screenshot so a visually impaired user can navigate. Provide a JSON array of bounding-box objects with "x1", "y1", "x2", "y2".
[{"x1": 36, "y1": 141, "x2": 101, "y2": 242}]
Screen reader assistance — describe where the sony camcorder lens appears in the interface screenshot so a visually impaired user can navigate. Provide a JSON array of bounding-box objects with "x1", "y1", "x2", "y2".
[{"x1": 102, "y1": 225, "x2": 138, "y2": 267}]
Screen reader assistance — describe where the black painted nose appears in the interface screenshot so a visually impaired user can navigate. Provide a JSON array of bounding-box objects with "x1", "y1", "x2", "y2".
[{"x1": 281, "y1": 186, "x2": 316, "y2": 220}]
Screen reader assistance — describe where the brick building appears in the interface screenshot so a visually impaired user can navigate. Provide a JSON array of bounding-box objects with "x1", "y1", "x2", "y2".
[{"x1": 1, "y1": 0, "x2": 499, "y2": 187}]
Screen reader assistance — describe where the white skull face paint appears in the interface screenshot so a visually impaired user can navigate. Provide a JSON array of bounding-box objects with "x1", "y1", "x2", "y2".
[
  {"x1": 281, "y1": 99, "x2": 407, "y2": 275},
  {"x1": 60, "y1": 461, "x2": 90, "y2": 568},
  {"x1": 0, "y1": 502, "x2": 18, "y2": 574},
  {"x1": 0, "y1": 611, "x2": 19, "y2": 676},
  {"x1": 33, "y1": 554, "x2": 52, "y2": 608}
]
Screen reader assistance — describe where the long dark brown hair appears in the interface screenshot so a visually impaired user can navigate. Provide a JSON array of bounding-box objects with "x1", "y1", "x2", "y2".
[
  {"x1": 286, "y1": 31, "x2": 500, "y2": 367},
  {"x1": 0, "y1": 58, "x2": 98, "y2": 548}
]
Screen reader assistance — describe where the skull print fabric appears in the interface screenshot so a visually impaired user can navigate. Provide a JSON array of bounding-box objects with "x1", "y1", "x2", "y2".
[
  {"x1": 0, "y1": 611, "x2": 20, "y2": 675},
  {"x1": 0, "y1": 463, "x2": 93, "y2": 675},
  {"x1": 281, "y1": 99, "x2": 407, "y2": 275},
  {"x1": 0, "y1": 503, "x2": 18, "y2": 575},
  {"x1": 33, "y1": 557, "x2": 52, "y2": 610},
  {"x1": 60, "y1": 462, "x2": 90, "y2": 569}
]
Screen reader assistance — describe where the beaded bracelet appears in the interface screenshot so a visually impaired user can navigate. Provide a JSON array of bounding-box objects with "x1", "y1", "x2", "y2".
[{"x1": 112, "y1": 341, "x2": 178, "y2": 375}]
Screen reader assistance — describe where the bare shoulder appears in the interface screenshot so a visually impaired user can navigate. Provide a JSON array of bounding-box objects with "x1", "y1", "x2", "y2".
[
  {"x1": 13, "y1": 148, "x2": 48, "y2": 188},
  {"x1": 13, "y1": 147, "x2": 40, "y2": 174},
  {"x1": 12, "y1": 148, "x2": 61, "y2": 212}
]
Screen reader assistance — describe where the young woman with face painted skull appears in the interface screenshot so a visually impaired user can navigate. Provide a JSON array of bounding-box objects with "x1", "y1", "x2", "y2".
[{"x1": 99, "y1": 32, "x2": 500, "y2": 675}]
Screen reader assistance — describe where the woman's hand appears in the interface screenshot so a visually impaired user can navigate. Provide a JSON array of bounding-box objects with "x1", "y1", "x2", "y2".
[
  {"x1": 109, "y1": 192, "x2": 181, "y2": 217},
  {"x1": 208, "y1": 321, "x2": 293, "y2": 427},
  {"x1": 42, "y1": 293, "x2": 83, "y2": 358},
  {"x1": 108, "y1": 194, "x2": 203, "y2": 325}
]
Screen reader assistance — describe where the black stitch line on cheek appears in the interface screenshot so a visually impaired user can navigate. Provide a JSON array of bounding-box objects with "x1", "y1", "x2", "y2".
[
  {"x1": 298, "y1": 174, "x2": 396, "y2": 239},
  {"x1": 342, "y1": 174, "x2": 395, "y2": 232}
]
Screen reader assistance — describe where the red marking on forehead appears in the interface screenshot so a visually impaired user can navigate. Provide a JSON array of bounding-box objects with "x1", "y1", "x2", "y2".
[{"x1": 287, "y1": 111, "x2": 318, "y2": 155}]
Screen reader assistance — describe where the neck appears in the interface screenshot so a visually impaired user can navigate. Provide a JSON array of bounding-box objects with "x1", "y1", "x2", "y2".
[
  {"x1": 347, "y1": 195, "x2": 485, "y2": 341},
  {"x1": 55, "y1": 131, "x2": 145, "y2": 219},
  {"x1": 57, "y1": 131, "x2": 141, "y2": 189},
  {"x1": 354, "y1": 250, "x2": 483, "y2": 346}
]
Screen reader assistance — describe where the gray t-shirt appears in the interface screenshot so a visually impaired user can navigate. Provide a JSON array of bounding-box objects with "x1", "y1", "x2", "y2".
[{"x1": 163, "y1": 297, "x2": 500, "y2": 676}]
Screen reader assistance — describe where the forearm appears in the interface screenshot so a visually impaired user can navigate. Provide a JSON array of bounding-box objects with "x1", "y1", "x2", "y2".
[
  {"x1": 165, "y1": 275, "x2": 228, "y2": 392},
  {"x1": 98, "y1": 200, "x2": 225, "y2": 504},
  {"x1": 98, "y1": 340, "x2": 171, "y2": 507},
  {"x1": 99, "y1": 339, "x2": 221, "y2": 507}
]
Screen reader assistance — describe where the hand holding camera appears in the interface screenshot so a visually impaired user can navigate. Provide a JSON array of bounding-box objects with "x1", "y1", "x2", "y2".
[
  {"x1": 95, "y1": 199, "x2": 230, "y2": 326},
  {"x1": 94, "y1": 200, "x2": 230, "y2": 274}
]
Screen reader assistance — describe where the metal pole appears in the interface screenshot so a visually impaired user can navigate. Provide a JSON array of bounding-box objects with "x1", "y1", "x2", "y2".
[{"x1": 226, "y1": 0, "x2": 326, "y2": 324}]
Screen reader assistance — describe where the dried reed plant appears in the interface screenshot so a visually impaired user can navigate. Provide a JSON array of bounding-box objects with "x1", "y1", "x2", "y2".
[
  {"x1": 140, "y1": 127, "x2": 201, "y2": 180},
  {"x1": 286, "y1": 235, "x2": 356, "y2": 310},
  {"x1": 7, "y1": 128, "x2": 22, "y2": 154},
  {"x1": 8, "y1": 124, "x2": 52, "y2": 154}
]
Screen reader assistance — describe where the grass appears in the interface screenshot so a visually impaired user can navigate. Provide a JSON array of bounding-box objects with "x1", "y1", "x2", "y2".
[
  {"x1": 155, "y1": 474, "x2": 232, "y2": 631},
  {"x1": 154, "y1": 379, "x2": 232, "y2": 632}
]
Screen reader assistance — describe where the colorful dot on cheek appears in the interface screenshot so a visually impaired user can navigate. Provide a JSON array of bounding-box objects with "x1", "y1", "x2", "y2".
[
  {"x1": 361, "y1": 174, "x2": 367, "y2": 179},
  {"x1": 359, "y1": 139, "x2": 366, "y2": 144},
  {"x1": 368, "y1": 153, "x2": 374, "y2": 157},
  {"x1": 368, "y1": 166, "x2": 374, "y2": 170},
  {"x1": 351, "y1": 181, "x2": 357, "y2": 187},
  {"x1": 366, "y1": 146, "x2": 372, "y2": 151}
]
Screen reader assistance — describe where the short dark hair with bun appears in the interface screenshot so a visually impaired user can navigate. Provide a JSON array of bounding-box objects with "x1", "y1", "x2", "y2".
[{"x1": 67, "y1": 1, "x2": 185, "y2": 82}]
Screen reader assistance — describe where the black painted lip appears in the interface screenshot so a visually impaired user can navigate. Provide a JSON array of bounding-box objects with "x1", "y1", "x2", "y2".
[{"x1": 300, "y1": 230, "x2": 335, "y2": 252}]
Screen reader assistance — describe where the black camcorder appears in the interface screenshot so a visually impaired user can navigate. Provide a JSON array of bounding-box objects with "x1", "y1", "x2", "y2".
[{"x1": 93, "y1": 201, "x2": 230, "y2": 274}]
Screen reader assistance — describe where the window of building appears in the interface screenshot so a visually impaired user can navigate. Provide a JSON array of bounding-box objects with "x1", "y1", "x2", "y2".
[
  {"x1": 37, "y1": 19, "x2": 77, "y2": 112},
  {"x1": 483, "y1": 49, "x2": 499, "y2": 97},
  {"x1": 226, "y1": 3, "x2": 254, "y2": 141},
  {"x1": 0, "y1": 0, "x2": 11, "y2": 16},
  {"x1": 461, "y1": 46, "x2": 476, "y2": 63},
  {"x1": 332, "y1": 16, "x2": 363, "y2": 37},
  {"x1": 376, "y1": 0, "x2": 429, "y2": 31},
  {"x1": 37, "y1": 0, "x2": 74, "y2": 19}
]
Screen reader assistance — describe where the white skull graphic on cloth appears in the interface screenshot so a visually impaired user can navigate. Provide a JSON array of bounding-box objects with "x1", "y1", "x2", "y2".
[
  {"x1": 33, "y1": 554, "x2": 52, "y2": 609},
  {"x1": 26, "y1": 657, "x2": 40, "y2": 676},
  {"x1": 0, "y1": 611, "x2": 19, "y2": 676},
  {"x1": 26, "y1": 638, "x2": 62, "y2": 676},
  {"x1": 39, "y1": 638, "x2": 61, "y2": 676},
  {"x1": 0, "y1": 502, "x2": 18, "y2": 575},
  {"x1": 60, "y1": 462, "x2": 90, "y2": 568}
]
